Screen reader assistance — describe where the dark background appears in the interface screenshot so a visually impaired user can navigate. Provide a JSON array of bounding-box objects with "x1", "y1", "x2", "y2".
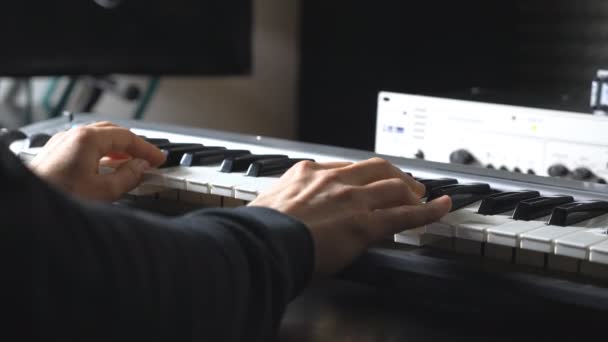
[
  {"x1": 0, "y1": 0, "x2": 252, "y2": 76},
  {"x1": 298, "y1": 0, "x2": 608, "y2": 151}
]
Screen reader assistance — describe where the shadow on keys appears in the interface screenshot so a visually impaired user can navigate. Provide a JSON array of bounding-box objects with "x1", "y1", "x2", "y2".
[{"x1": 280, "y1": 260, "x2": 606, "y2": 342}]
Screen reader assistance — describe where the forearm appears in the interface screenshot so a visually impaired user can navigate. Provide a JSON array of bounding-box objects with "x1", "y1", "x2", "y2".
[{"x1": 2, "y1": 147, "x2": 313, "y2": 341}]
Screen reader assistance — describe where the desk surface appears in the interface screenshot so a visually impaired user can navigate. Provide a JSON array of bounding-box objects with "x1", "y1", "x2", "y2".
[{"x1": 280, "y1": 277, "x2": 605, "y2": 342}]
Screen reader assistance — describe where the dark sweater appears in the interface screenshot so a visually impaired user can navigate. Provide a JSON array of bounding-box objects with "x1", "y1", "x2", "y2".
[{"x1": 0, "y1": 144, "x2": 314, "y2": 341}]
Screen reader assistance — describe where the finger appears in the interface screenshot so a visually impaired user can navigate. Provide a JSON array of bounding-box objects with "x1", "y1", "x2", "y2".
[
  {"x1": 362, "y1": 178, "x2": 422, "y2": 210},
  {"x1": 88, "y1": 121, "x2": 120, "y2": 128},
  {"x1": 99, "y1": 158, "x2": 150, "y2": 200},
  {"x1": 368, "y1": 195, "x2": 452, "y2": 240},
  {"x1": 100, "y1": 157, "x2": 131, "y2": 169},
  {"x1": 340, "y1": 158, "x2": 425, "y2": 196},
  {"x1": 105, "y1": 152, "x2": 131, "y2": 160},
  {"x1": 83, "y1": 127, "x2": 166, "y2": 167},
  {"x1": 43, "y1": 131, "x2": 67, "y2": 149},
  {"x1": 314, "y1": 161, "x2": 354, "y2": 169}
]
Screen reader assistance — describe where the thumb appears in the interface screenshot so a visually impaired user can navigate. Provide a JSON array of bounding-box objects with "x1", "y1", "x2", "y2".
[{"x1": 102, "y1": 158, "x2": 150, "y2": 199}]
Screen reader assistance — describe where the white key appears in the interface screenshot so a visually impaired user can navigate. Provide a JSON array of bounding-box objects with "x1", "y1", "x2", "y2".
[
  {"x1": 553, "y1": 215, "x2": 608, "y2": 259},
  {"x1": 454, "y1": 211, "x2": 513, "y2": 242},
  {"x1": 519, "y1": 225, "x2": 583, "y2": 253},
  {"x1": 394, "y1": 227, "x2": 428, "y2": 246},
  {"x1": 590, "y1": 239, "x2": 608, "y2": 265},
  {"x1": 554, "y1": 228, "x2": 608, "y2": 259},
  {"x1": 209, "y1": 172, "x2": 252, "y2": 197},
  {"x1": 486, "y1": 219, "x2": 549, "y2": 247},
  {"x1": 234, "y1": 176, "x2": 280, "y2": 200},
  {"x1": 9, "y1": 140, "x2": 28, "y2": 154},
  {"x1": 519, "y1": 216, "x2": 608, "y2": 254},
  {"x1": 426, "y1": 203, "x2": 481, "y2": 238}
]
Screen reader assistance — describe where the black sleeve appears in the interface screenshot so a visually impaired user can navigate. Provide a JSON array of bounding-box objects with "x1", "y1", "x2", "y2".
[{"x1": 0, "y1": 144, "x2": 314, "y2": 341}]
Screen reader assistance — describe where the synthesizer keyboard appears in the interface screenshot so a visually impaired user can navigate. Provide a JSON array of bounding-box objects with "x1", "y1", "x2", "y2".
[{"x1": 8, "y1": 114, "x2": 608, "y2": 311}]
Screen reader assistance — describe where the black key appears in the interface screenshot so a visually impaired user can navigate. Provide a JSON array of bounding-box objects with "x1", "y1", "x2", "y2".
[
  {"x1": 512, "y1": 195, "x2": 574, "y2": 221},
  {"x1": 477, "y1": 190, "x2": 540, "y2": 216},
  {"x1": 155, "y1": 142, "x2": 198, "y2": 149},
  {"x1": 246, "y1": 158, "x2": 314, "y2": 177},
  {"x1": 181, "y1": 149, "x2": 249, "y2": 166},
  {"x1": 548, "y1": 201, "x2": 608, "y2": 226},
  {"x1": 427, "y1": 183, "x2": 494, "y2": 211},
  {"x1": 160, "y1": 144, "x2": 206, "y2": 167},
  {"x1": 145, "y1": 138, "x2": 171, "y2": 146},
  {"x1": 418, "y1": 178, "x2": 459, "y2": 196},
  {"x1": 220, "y1": 154, "x2": 288, "y2": 173},
  {"x1": 28, "y1": 133, "x2": 52, "y2": 148},
  {"x1": 0, "y1": 129, "x2": 27, "y2": 146}
]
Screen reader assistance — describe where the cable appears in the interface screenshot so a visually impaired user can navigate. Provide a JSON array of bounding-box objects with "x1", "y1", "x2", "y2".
[
  {"x1": 50, "y1": 77, "x2": 78, "y2": 118},
  {"x1": 133, "y1": 76, "x2": 160, "y2": 120},
  {"x1": 23, "y1": 78, "x2": 33, "y2": 125},
  {"x1": 42, "y1": 77, "x2": 60, "y2": 116}
]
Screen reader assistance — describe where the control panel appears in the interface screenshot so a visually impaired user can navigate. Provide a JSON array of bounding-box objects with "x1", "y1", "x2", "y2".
[{"x1": 375, "y1": 92, "x2": 608, "y2": 184}]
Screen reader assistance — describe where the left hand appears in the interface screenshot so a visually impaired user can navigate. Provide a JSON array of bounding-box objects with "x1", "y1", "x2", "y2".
[{"x1": 30, "y1": 121, "x2": 166, "y2": 201}]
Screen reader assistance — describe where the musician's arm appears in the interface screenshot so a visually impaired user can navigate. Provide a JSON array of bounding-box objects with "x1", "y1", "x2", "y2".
[{"x1": 1, "y1": 145, "x2": 313, "y2": 341}]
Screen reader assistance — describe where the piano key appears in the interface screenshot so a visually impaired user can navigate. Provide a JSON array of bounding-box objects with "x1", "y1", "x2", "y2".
[
  {"x1": 548, "y1": 200, "x2": 608, "y2": 226},
  {"x1": 246, "y1": 158, "x2": 314, "y2": 177},
  {"x1": 160, "y1": 144, "x2": 207, "y2": 167},
  {"x1": 394, "y1": 227, "x2": 441, "y2": 247},
  {"x1": 9, "y1": 139, "x2": 28, "y2": 154},
  {"x1": 418, "y1": 178, "x2": 458, "y2": 196},
  {"x1": 427, "y1": 183, "x2": 494, "y2": 211},
  {"x1": 486, "y1": 219, "x2": 548, "y2": 247},
  {"x1": 553, "y1": 215, "x2": 608, "y2": 259},
  {"x1": 520, "y1": 225, "x2": 583, "y2": 253},
  {"x1": 518, "y1": 214, "x2": 608, "y2": 254},
  {"x1": 426, "y1": 203, "x2": 482, "y2": 238},
  {"x1": 144, "y1": 138, "x2": 171, "y2": 146},
  {"x1": 141, "y1": 159, "x2": 276, "y2": 199},
  {"x1": 477, "y1": 190, "x2": 540, "y2": 216},
  {"x1": 28, "y1": 133, "x2": 52, "y2": 148},
  {"x1": 511, "y1": 195, "x2": 575, "y2": 221},
  {"x1": 234, "y1": 176, "x2": 282, "y2": 200},
  {"x1": 211, "y1": 172, "x2": 280, "y2": 198},
  {"x1": 555, "y1": 228, "x2": 608, "y2": 260},
  {"x1": 590, "y1": 239, "x2": 608, "y2": 265},
  {"x1": 181, "y1": 149, "x2": 250, "y2": 166},
  {"x1": 220, "y1": 154, "x2": 288, "y2": 173},
  {"x1": 0, "y1": 129, "x2": 27, "y2": 147},
  {"x1": 454, "y1": 212, "x2": 514, "y2": 242},
  {"x1": 155, "y1": 142, "x2": 200, "y2": 149}
]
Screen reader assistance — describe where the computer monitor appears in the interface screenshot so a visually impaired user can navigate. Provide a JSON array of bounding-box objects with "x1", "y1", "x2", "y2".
[{"x1": 0, "y1": 0, "x2": 252, "y2": 76}]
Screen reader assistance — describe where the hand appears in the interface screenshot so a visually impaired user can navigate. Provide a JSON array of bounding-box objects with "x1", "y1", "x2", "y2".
[
  {"x1": 30, "y1": 122, "x2": 166, "y2": 202},
  {"x1": 249, "y1": 158, "x2": 452, "y2": 275}
]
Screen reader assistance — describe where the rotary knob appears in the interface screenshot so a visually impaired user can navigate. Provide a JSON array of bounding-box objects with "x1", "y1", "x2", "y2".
[
  {"x1": 449, "y1": 149, "x2": 477, "y2": 165},
  {"x1": 414, "y1": 150, "x2": 425, "y2": 160},
  {"x1": 548, "y1": 164, "x2": 570, "y2": 177},
  {"x1": 572, "y1": 167, "x2": 594, "y2": 181}
]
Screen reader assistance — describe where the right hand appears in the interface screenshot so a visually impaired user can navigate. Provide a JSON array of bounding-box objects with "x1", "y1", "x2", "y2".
[{"x1": 248, "y1": 158, "x2": 452, "y2": 275}]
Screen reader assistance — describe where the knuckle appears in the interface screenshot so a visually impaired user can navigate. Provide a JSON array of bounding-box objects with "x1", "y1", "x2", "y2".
[
  {"x1": 70, "y1": 127, "x2": 96, "y2": 144},
  {"x1": 368, "y1": 157, "x2": 392, "y2": 171},
  {"x1": 320, "y1": 169, "x2": 341, "y2": 185},
  {"x1": 292, "y1": 160, "x2": 315, "y2": 174}
]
